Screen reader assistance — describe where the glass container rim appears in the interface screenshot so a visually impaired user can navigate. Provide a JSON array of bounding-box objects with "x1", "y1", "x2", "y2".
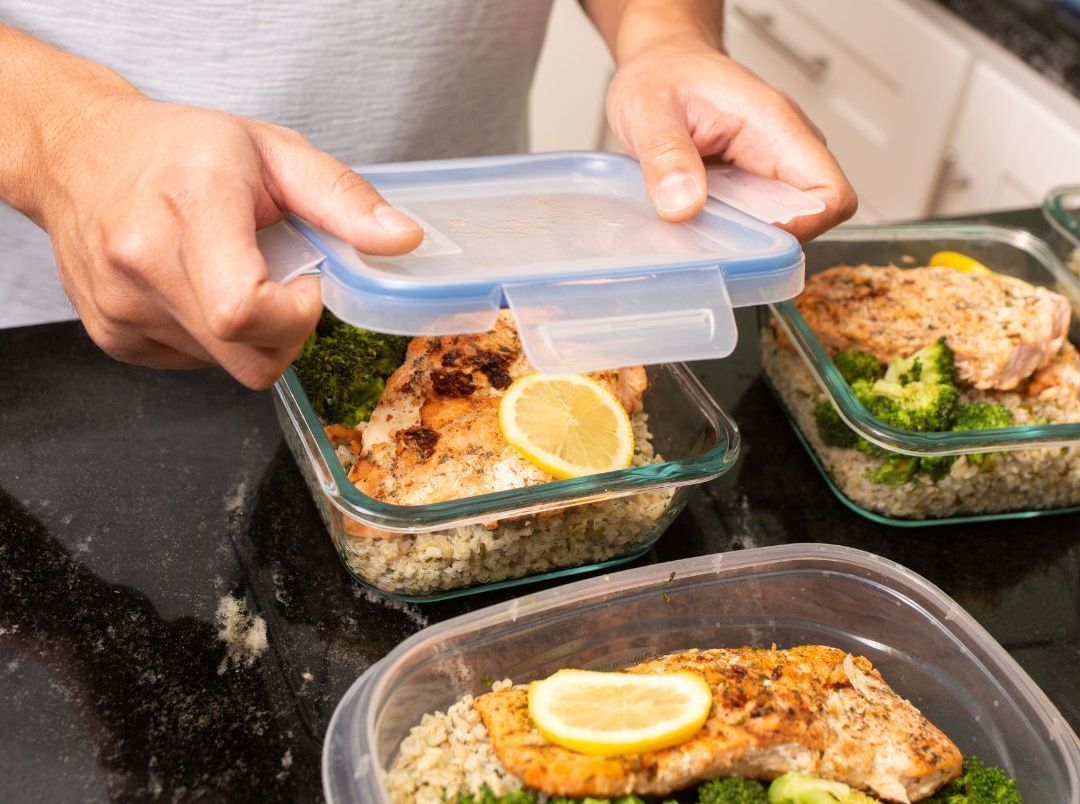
[{"x1": 1044, "y1": 183, "x2": 1080, "y2": 247}]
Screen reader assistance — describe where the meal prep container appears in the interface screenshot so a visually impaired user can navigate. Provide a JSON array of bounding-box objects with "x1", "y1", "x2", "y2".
[
  {"x1": 322, "y1": 544, "x2": 1080, "y2": 803},
  {"x1": 760, "y1": 223, "x2": 1080, "y2": 526},
  {"x1": 1045, "y1": 184, "x2": 1080, "y2": 297},
  {"x1": 273, "y1": 361, "x2": 738, "y2": 601},
  {"x1": 267, "y1": 152, "x2": 825, "y2": 599}
]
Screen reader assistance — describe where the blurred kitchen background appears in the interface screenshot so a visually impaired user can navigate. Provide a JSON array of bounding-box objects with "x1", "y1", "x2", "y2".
[{"x1": 529, "y1": 0, "x2": 1080, "y2": 223}]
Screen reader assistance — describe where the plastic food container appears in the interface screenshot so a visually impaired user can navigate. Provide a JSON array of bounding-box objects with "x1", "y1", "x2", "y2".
[
  {"x1": 760, "y1": 223, "x2": 1080, "y2": 526},
  {"x1": 1045, "y1": 185, "x2": 1080, "y2": 302},
  {"x1": 322, "y1": 544, "x2": 1080, "y2": 803},
  {"x1": 273, "y1": 361, "x2": 738, "y2": 601}
]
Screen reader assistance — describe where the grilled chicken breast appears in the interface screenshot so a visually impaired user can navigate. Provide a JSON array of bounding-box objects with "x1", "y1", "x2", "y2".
[
  {"x1": 474, "y1": 646, "x2": 962, "y2": 803},
  {"x1": 1029, "y1": 340, "x2": 1080, "y2": 402},
  {"x1": 794, "y1": 265, "x2": 1071, "y2": 390},
  {"x1": 347, "y1": 311, "x2": 647, "y2": 510}
]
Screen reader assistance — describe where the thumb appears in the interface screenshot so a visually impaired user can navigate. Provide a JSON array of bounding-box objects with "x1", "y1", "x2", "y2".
[
  {"x1": 254, "y1": 125, "x2": 423, "y2": 256},
  {"x1": 627, "y1": 99, "x2": 708, "y2": 222}
]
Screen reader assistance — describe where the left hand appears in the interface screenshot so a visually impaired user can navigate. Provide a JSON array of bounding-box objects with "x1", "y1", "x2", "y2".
[{"x1": 607, "y1": 38, "x2": 857, "y2": 240}]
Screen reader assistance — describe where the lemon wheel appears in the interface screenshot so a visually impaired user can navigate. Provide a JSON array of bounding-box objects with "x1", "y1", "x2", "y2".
[
  {"x1": 498, "y1": 373, "x2": 634, "y2": 479},
  {"x1": 528, "y1": 669, "x2": 713, "y2": 757}
]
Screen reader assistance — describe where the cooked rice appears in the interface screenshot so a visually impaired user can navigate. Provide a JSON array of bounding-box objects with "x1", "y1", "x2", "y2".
[
  {"x1": 761, "y1": 328, "x2": 1080, "y2": 519},
  {"x1": 277, "y1": 408, "x2": 676, "y2": 596},
  {"x1": 385, "y1": 679, "x2": 520, "y2": 804}
]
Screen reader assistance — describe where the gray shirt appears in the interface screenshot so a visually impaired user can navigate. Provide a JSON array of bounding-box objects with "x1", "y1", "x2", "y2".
[{"x1": 1, "y1": 0, "x2": 554, "y2": 327}]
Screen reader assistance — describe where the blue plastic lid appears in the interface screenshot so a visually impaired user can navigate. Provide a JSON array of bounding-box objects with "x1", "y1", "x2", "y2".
[{"x1": 260, "y1": 151, "x2": 819, "y2": 373}]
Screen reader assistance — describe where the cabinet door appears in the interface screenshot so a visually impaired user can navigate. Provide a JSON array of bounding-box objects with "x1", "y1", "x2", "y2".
[
  {"x1": 726, "y1": 0, "x2": 971, "y2": 222},
  {"x1": 933, "y1": 62, "x2": 1080, "y2": 215}
]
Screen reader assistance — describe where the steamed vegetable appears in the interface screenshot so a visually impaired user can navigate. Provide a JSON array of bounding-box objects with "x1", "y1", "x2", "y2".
[
  {"x1": 767, "y1": 772, "x2": 878, "y2": 803},
  {"x1": 698, "y1": 777, "x2": 769, "y2": 803},
  {"x1": 832, "y1": 351, "x2": 885, "y2": 386},
  {"x1": 924, "y1": 757, "x2": 1021, "y2": 803},
  {"x1": 292, "y1": 311, "x2": 409, "y2": 427}
]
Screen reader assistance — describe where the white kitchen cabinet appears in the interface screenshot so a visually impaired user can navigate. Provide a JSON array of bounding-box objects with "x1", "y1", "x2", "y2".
[
  {"x1": 725, "y1": 0, "x2": 973, "y2": 222},
  {"x1": 933, "y1": 61, "x2": 1080, "y2": 215},
  {"x1": 529, "y1": 0, "x2": 612, "y2": 153}
]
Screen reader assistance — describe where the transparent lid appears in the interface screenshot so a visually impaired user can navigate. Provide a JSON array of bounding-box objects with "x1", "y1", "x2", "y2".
[{"x1": 261, "y1": 152, "x2": 819, "y2": 373}]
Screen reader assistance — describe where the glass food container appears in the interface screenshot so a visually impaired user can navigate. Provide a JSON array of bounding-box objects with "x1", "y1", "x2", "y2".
[
  {"x1": 1045, "y1": 184, "x2": 1080, "y2": 303},
  {"x1": 273, "y1": 361, "x2": 738, "y2": 601},
  {"x1": 760, "y1": 223, "x2": 1080, "y2": 526},
  {"x1": 322, "y1": 544, "x2": 1080, "y2": 804},
  {"x1": 262, "y1": 152, "x2": 822, "y2": 599}
]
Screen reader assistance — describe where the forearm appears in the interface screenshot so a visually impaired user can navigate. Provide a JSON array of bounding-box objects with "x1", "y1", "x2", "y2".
[
  {"x1": 581, "y1": 0, "x2": 725, "y2": 64},
  {"x1": 0, "y1": 24, "x2": 141, "y2": 225}
]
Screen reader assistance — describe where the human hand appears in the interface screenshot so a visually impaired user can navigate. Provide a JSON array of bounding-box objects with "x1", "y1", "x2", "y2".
[
  {"x1": 34, "y1": 95, "x2": 422, "y2": 389},
  {"x1": 607, "y1": 37, "x2": 857, "y2": 240}
]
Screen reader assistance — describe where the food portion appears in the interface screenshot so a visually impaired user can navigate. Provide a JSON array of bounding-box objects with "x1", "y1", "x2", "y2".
[
  {"x1": 287, "y1": 311, "x2": 674, "y2": 596},
  {"x1": 346, "y1": 312, "x2": 646, "y2": 505},
  {"x1": 386, "y1": 645, "x2": 1021, "y2": 804},
  {"x1": 763, "y1": 262, "x2": 1080, "y2": 520},
  {"x1": 793, "y1": 265, "x2": 1070, "y2": 390},
  {"x1": 293, "y1": 311, "x2": 409, "y2": 427}
]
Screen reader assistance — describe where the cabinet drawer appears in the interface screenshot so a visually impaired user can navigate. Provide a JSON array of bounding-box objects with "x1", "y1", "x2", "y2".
[{"x1": 727, "y1": 0, "x2": 971, "y2": 220}]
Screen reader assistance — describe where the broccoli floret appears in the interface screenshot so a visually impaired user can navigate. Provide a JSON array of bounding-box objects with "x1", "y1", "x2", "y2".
[
  {"x1": 854, "y1": 438, "x2": 886, "y2": 458},
  {"x1": 814, "y1": 401, "x2": 859, "y2": 448},
  {"x1": 953, "y1": 403, "x2": 1013, "y2": 431},
  {"x1": 919, "y1": 454, "x2": 957, "y2": 481},
  {"x1": 868, "y1": 380, "x2": 960, "y2": 432},
  {"x1": 767, "y1": 772, "x2": 878, "y2": 803},
  {"x1": 924, "y1": 756, "x2": 1021, "y2": 803},
  {"x1": 698, "y1": 777, "x2": 769, "y2": 804},
  {"x1": 866, "y1": 454, "x2": 920, "y2": 486},
  {"x1": 885, "y1": 338, "x2": 956, "y2": 387},
  {"x1": 832, "y1": 351, "x2": 885, "y2": 385},
  {"x1": 292, "y1": 310, "x2": 409, "y2": 427},
  {"x1": 952, "y1": 403, "x2": 1013, "y2": 469}
]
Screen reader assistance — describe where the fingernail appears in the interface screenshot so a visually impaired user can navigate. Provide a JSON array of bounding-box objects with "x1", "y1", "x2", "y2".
[
  {"x1": 374, "y1": 204, "x2": 422, "y2": 234},
  {"x1": 654, "y1": 172, "x2": 702, "y2": 216}
]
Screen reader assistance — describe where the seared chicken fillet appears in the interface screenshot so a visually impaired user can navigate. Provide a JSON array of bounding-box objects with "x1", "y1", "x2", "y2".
[
  {"x1": 793, "y1": 265, "x2": 1071, "y2": 390},
  {"x1": 347, "y1": 311, "x2": 647, "y2": 511},
  {"x1": 474, "y1": 646, "x2": 962, "y2": 803}
]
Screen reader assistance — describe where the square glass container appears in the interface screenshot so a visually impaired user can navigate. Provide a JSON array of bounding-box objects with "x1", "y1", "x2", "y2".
[
  {"x1": 759, "y1": 223, "x2": 1080, "y2": 526},
  {"x1": 272, "y1": 362, "x2": 738, "y2": 602},
  {"x1": 1045, "y1": 185, "x2": 1080, "y2": 300},
  {"x1": 322, "y1": 544, "x2": 1080, "y2": 804}
]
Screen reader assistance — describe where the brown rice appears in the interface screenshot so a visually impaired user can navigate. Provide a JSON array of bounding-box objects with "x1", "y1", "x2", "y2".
[
  {"x1": 385, "y1": 680, "x2": 520, "y2": 804},
  {"x1": 761, "y1": 328, "x2": 1080, "y2": 520}
]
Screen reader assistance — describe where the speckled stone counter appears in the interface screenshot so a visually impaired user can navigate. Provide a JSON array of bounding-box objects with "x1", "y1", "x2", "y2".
[
  {"x1": 1, "y1": 208, "x2": 1077, "y2": 802},
  {"x1": 934, "y1": 0, "x2": 1080, "y2": 97}
]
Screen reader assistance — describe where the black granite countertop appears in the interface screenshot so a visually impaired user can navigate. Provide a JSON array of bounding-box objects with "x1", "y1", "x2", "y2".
[
  {"x1": 934, "y1": 0, "x2": 1080, "y2": 97},
  {"x1": 1, "y1": 208, "x2": 1077, "y2": 802}
]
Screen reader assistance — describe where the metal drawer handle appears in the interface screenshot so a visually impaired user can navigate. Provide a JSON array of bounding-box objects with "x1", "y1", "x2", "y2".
[{"x1": 733, "y1": 5, "x2": 830, "y2": 82}]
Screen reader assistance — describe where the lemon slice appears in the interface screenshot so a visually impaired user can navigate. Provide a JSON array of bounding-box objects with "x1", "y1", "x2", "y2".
[
  {"x1": 528, "y1": 669, "x2": 712, "y2": 757},
  {"x1": 928, "y1": 250, "x2": 993, "y2": 275},
  {"x1": 498, "y1": 373, "x2": 633, "y2": 479}
]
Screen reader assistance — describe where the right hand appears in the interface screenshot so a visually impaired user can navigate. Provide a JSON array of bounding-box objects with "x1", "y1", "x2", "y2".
[{"x1": 34, "y1": 94, "x2": 423, "y2": 389}]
